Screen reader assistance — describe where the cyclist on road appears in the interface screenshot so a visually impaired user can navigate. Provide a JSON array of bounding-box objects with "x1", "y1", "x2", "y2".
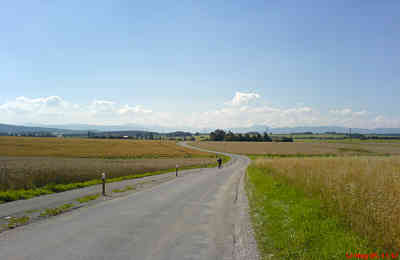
[{"x1": 217, "y1": 157, "x2": 222, "y2": 169}]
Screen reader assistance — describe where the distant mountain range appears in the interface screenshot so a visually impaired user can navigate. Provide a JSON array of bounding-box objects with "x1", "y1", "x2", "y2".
[
  {"x1": 220, "y1": 125, "x2": 400, "y2": 135},
  {"x1": 0, "y1": 123, "x2": 85, "y2": 134},
  {"x1": 268, "y1": 126, "x2": 400, "y2": 135},
  {"x1": 23, "y1": 123, "x2": 178, "y2": 133},
  {"x1": 1, "y1": 123, "x2": 400, "y2": 135}
]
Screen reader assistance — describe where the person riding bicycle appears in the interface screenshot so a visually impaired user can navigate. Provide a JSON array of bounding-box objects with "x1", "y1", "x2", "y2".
[{"x1": 217, "y1": 157, "x2": 222, "y2": 169}]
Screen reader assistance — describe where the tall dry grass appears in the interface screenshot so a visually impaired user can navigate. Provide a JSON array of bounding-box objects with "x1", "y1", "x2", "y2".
[
  {"x1": 254, "y1": 156, "x2": 400, "y2": 250},
  {"x1": 0, "y1": 157, "x2": 214, "y2": 191}
]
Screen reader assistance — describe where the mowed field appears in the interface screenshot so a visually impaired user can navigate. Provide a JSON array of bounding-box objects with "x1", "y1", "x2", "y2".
[
  {"x1": 190, "y1": 141, "x2": 400, "y2": 156},
  {"x1": 0, "y1": 137, "x2": 215, "y2": 191}
]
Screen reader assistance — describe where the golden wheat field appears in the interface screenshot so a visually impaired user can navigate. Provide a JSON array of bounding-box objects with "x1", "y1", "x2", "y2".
[
  {"x1": 0, "y1": 137, "x2": 215, "y2": 191},
  {"x1": 0, "y1": 156, "x2": 214, "y2": 190},
  {"x1": 253, "y1": 156, "x2": 400, "y2": 250},
  {"x1": 191, "y1": 141, "x2": 400, "y2": 155},
  {"x1": 0, "y1": 136, "x2": 211, "y2": 158}
]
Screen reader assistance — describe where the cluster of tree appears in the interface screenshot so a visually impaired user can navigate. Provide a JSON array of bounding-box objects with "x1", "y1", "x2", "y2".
[
  {"x1": 87, "y1": 130, "x2": 196, "y2": 141},
  {"x1": 165, "y1": 131, "x2": 193, "y2": 137},
  {"x1": 290, "y1": 132, "x2": 314, "y2": 135},
  {"x1": 358, "y1": 135, "x2": 400, "y2": 140},
  {"x1": 6, "y1": 132, "x2": 57, "y2": 137},
  {"x1": 294, "y1": 136, "x2": 348, "y2": 140},
  {"x1": 209, "y1": 129, "x2": 288, "y2": 142}
]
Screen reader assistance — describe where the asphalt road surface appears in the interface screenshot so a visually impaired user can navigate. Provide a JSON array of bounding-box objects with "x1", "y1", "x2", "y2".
[{"x1": 0, "y1": 145, "x2": 257, "y2": 260}]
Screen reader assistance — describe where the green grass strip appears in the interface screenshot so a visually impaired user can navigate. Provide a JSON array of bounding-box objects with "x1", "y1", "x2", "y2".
[
  {"x1": 76, "y1": 194, "x2": 100, "y2": 203},
  {"x1": 0, "y1": 155, "x2": 231, "y2": 203},
  {"x1": 2, "y1": 216, "x2": 30, "y2": 229},
  {"x1": 246, "y1": 165, "x2": 372, "y2": 260},
  {"x1": 112, "y1": 185, "x2": 135, "y2": 193},
  {"x1": 40, "y1": 203, "x2": 74, "y2": 217}
]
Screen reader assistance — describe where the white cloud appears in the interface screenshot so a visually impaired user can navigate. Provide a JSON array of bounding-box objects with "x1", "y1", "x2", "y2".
[
  {"x1": 0, "y1": 96, "x2": 154, "y2": 125},
  {"x1": 0, "y1": 96, "x2": 66, "y2": 114},
  {"x1": 371, "y1": 115, "x2": 400, "y2": 128},
  {"x1": 330, "y1": 108, "x2": 367, "y2": 117},
  {"x1": 353, "y1": 110, "x2": 367, "y2": 116},
  {"x1": 118, "y1": 105, "x2": 152, "y2": 115},
  {"x1": 330, "y1": 108, "x2": 352, "y2": 116},
  {"x1": 188, "y1": 105, "x2": 318, "y2": 130},
  {"x1": 0, "y1": 94, "x2": 399, "y2": 129},
  {"x1": 226, "y1": 92, "x2": 260, "y2": 106},
  {"x1": 0, "y1": 96, "x2": 71, "y2": 121}
]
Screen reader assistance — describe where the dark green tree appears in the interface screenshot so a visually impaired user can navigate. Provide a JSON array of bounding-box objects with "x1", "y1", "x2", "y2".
[{"x1": 210, "y1": 129, "x2": 226, "y2": 141}]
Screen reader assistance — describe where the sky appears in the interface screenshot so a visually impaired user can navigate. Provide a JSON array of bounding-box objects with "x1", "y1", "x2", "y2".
[{"x1": 1, "y1": 1, "x2": 399, "y2": 130}]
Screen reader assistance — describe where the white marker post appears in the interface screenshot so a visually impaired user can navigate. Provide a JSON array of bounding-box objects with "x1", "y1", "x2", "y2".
[{"x1": 101, "y1": 172, "x2": 106, "y2": 196}]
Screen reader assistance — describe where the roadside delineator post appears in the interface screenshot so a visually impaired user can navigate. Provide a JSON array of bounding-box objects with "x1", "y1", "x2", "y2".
[
  {"x1": 101, "y1": 172, "x2": 106, "y2": 196},
  {"x1": 176, "y1": 164, "x2": 179, "y2": 177}
]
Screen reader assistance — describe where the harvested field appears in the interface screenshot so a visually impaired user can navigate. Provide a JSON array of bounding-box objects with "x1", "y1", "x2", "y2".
[
  {"x1": 0, "y1": 156, "x2": 215, "y2": 191},
  {"x1": 0, "y1": 137, "x2": 211, "y2": 158},
  {"x1": 191, "y1": 141, "x2": 400, "y2": 156},
  {"x1": 252, "y1": 156, "x2": 400, "y2": 250}
]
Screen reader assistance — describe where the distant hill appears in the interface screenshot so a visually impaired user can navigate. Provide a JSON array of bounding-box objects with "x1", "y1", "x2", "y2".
[
  {"x1": 223, "y1": 125, "x2": 400, "y2": 135},
  {"x1": 0, "y1": 123, "x2": 70, "y2": 134},
  {"x1": 1, "y1": 123, "x2": 400, "y2": 136},
  {"x1": 268, "y1": 126, "x2": 400, "y2": 135},
  {"x1": 0, "y1": 123, "x2": 193, "y2": 137},
  {"x1": 24, "y1": 123, "x2": 177, "y2": 133}
]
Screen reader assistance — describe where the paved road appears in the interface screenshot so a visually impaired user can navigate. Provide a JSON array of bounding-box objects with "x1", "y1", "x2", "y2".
[
  {"x1": 0, "y1": 145, "x2": 255, "y2": 260},
  {"x1": 0, "y1": 167, "x2": 210, "y2": 219}
]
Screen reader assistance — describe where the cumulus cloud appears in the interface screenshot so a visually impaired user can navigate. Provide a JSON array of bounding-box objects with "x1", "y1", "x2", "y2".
[
  {"x1": 0, "y1": 96, "x2": 66, "y2": 114},
  {"x1": 330, "y1": 108, "x2": 367, "y2": 117},
  {"x1": 90, "y1": 100, "x2": 116, "y2": 115},
  {"x1": 0, "y1": 96, "x2": 154, "y2": 125},
  {"x1": 353, "y1": 110, "x2": 367, "y2": 116},
  {"x1": 226, "y1": 92, "x2": 260, "y2": 106},
  {"x1": 188, "y1": 104, "x2": 318, "y2": 130},
  {"x1": 330, "y1": 108, "x2": 352, "y2": 115},
  {"x1": 0, "y1": 94, "x2": 399, "y2": 129},
  {"x1": 118, "y1": 105, "x2": 152, "y2": 115},
  {"x1": 371, "y1": 115, "x2": 400, "y2": 128}
]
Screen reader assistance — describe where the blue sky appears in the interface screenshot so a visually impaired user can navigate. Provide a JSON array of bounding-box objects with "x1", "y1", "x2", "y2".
[{"x1": 1, "y1": 1, "x2": 399, "y2": 129}]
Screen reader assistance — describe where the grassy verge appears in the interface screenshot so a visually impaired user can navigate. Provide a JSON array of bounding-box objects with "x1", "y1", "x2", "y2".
[
  {"x1": 76, "y1": 194, "x2": 100, "y2": 203},
  {"x1": 2, "y1": 216, "x2": 30, "y2": 230},
  {"x1": 246, "y1": 165, "x2": 372, "y2": 259},
  {"x1": 0, "y1": 155, "x2": 230, "y2": 203},
  {"x1": 113, "y1": 185, "x2": 135, "y2": 193},
  {"x1": 40, "y1": 203, "x2": 74, "y2": 217}
]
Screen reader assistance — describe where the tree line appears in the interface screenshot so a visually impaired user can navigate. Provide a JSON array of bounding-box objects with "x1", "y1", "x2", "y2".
[{"x1": 209, "y1": 129, "x2": 293, "y2": 142}]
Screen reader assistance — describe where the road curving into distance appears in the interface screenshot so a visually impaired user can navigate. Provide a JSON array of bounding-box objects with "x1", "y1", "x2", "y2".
[{"x1": 0, "y1": 142, "x2": 259, "y2": 260}]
